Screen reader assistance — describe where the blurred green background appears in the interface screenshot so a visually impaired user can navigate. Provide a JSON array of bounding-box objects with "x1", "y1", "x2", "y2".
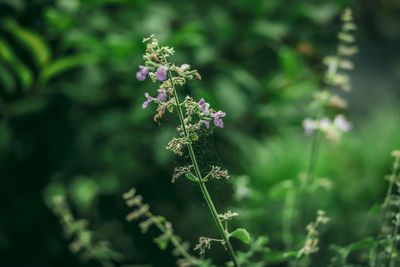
[{"x1": 1, "y1": 0, "x2": 400, "y2": 266}]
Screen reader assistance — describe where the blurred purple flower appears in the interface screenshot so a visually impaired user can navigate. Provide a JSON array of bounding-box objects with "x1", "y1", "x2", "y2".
[
  {"x1": 142, "y1": 89, "x2": 167, "y2": 109},
  {"x1": 211, "y1": 111, "x2": 226, "y2": 128},
  {"x1": 319, "y1": 117, "x2": 331, "y2": 131},
  {"x1": 156, "y1": 65, "x2": 168, "y2": 81},
  {"x1": 334, "y1": 114, "x2": 352, "y2": 132},
  {"x1": 198, "y1": 98, "x2": 210, "y2": 115},
  {"x1": 136, "y1": 65, "x2": 149, "y2": 81},
  {"x1": 302, "y1": 118, "x2": 315, "y2": 135}
]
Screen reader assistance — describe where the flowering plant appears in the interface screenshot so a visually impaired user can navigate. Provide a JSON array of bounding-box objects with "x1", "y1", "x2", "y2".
[{"x1": 135, "y1": 35, "x2": 245, "y2": 266}]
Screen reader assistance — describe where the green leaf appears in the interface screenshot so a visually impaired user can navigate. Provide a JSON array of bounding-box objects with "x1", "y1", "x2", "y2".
[
  {"x1": 252, "y1": 20, "x2": 289, "y2": 41},
  {"x1": 185, "y1": 173, "x2": 198, "y2": 182},
  {"x1": 69, "y1": 176, "x2": 99, "y2": 210},
  {"x1": 45, "y1": 8, "x2": 74, "y2": 32},
  {"x1": 368, "y1": 203, "x2": 381, "y2": 215},
  {"x1": 347, "y1": 237, "x2": 376, "y2": 251},
  {"x1": 38, "y1": 53, "x2": 97, "y2": 85},
  {"x1": 156, "y1": 236, "x2": 169, "y2": 250},
  {"x1": 0, "y1": 38, "x2": 33, "y2": 88},
  {"x1": 167, "y1": 103, "x2": 174, "y2": 112},
  {"x1": 155, "y1": 216, "x2": 166, "y2": 223},
  {"x1": 229, "y1": 228, "x2": 251, "y2": 244},
  {"x1": 0, "y1": 65, "x2": 16, "y2": 93},
  {"x1": 7, "y1": 97, "x2": 47, "y2": 116},
  {"x1": 189, "y1": 133, "x2": 198, "y2": 141},
  {"x1": 3, "y1": 20, "x2": 51, "y2": 67}
]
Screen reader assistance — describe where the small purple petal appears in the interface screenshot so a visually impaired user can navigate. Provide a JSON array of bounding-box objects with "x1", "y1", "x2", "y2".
[
  {"x1": 142, "y1": 90, "x2": 167, "y2": 109},
  {"x1": 142, "y1": 92, "x2": 156, "y2": 109},
  {"x1": 136, "y1": 65, "x2": 149, "y2": 81},
  {"x1": 201, "y1": 120, "x2": 210, "y2": 129},
  {"x1": 139, "y1": 65, "x2": 149, "y2": 75},
  {"x1": 198, "y1": 98, "x2": 210, "y2": 116},
  {"x1": 136, "y1": 72, "x2": 146, "y2": 81},
  {"x1": 156, "y1": 89, "x2": 167, "y2": 102},
  {"x1": 142, "y1": 100, "x2": 150, "y2": 109},
  {"x1": 156, "y1": 65, "x2": 168, "y2": 81}
]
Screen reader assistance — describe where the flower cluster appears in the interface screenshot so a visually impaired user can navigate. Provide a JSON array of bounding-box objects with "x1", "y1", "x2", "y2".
[
  {"x1": 324, "y1": 8, "x2": 357, "y2": 91},
  {"x1": 194, "y1": 237, "x2": 213, "y2": 255},
  {"x1": 136, "y1": 35, "x2": 226, "y2": 133},
  {"x1": 135, "y1": 35, "x2": 228, "y2": 158},
  {"x1": 304, "y1": 8, "x2": 357, "y2": 142},
  {"x1": 303, "y1": 114, "x2": 352, "y2": 141}
]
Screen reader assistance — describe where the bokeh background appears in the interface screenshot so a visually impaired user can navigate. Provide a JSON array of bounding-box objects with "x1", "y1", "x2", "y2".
[{"x1": 1, "y1": 0, "x2": 400, "y2": 266}]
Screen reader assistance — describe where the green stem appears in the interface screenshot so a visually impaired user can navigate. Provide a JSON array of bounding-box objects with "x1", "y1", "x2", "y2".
[
  {"x1": 168, "y1": 71, "x2": 240, "y2": 267},
  {"x1": 304, "y1": 108, "x2": 323, "y2": 188}
]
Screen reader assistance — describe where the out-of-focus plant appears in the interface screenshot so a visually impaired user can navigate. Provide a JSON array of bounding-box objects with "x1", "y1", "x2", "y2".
[
  {"x1": 373, "y1": 150, "x2": 400, "y2": 266},
  {"x1": 302, "y1": 8, "x2": 358, "y2": 187},
  {"x1": 48, "y1": 195, "x2": 123, "y2": 267},
  {"x1": 123, "y1": 188, "x2": 211, "y2": 267}
]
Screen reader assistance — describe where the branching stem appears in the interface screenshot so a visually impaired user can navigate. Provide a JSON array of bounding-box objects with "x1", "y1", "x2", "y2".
[{"x1": 168, "y1": 71, "x2": 240, "y2": 267}]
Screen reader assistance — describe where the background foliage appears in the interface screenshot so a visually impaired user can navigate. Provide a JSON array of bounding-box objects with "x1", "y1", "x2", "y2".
[{"x1": 1, "y1": 0, "x2": 400, "y2": 266}]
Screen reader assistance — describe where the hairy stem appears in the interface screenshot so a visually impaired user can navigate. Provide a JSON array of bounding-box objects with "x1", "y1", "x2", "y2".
[{"x1": 169, "y1": 71, "x2": 240, "y2": 267}]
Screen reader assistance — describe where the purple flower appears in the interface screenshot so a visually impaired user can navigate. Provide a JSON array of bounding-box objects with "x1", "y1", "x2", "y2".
[
  {"x1": 156, "y1": 89, "x2": 167, "y2": 102},
  {"x1": 156, "y1": 65, "x2": 168, "y2": 81},
  {"x1": 319, "y1": 117, "x2": 331, "y2": 131},
  {"x1": 211, "y1": 111, "x2": 226, "y2": 128},
  {"x1": 201, "y1": 120, "x2": 210, "y2": 129},
  {"x1": 302, "y1": 118, "x2": 315, "y2": 135},
  {"x1": 334, "y1": 114, "x2": 352, "y2": 132},
  {"x1": 142, "y1": 89, "x2": 167, "y2": 109},
  {"x1": 198, "y1": 98, "x2": 210, "y2": 115},
  {"x1": 136, "y1": 65, "x2": 149, "y2": 81}
]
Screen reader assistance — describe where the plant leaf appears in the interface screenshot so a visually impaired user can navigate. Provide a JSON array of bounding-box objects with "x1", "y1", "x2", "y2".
[
  {"x1": 0, "y1": 38, "x2": 33, "y2": 88},
  {"x1": 3, "y1": 20, "x2": 51, "y2": 67},
  {"x1": 229, "y1": 228, "x2": 251, "y2": 244},
  {"x1": 185, "y1": 173, "x2": 197, "y2": 182},
  {"x1": 38, "y1": 53, "x2": 97, "y2": 85},
  {"x1": 156, "y1": 236, "x2": 169, "y2": 250}
]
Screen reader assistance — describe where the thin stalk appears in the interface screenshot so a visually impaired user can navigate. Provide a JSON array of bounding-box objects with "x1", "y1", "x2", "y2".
[
  {"x1": 304, "y1": 107, "x2": 323, "y2": 188},
  {"x1": 389, "y1": 211, "x2": 400, "y2": 267},
  {"x1": 379, "y1": 156, "x2": 400, "y2": 267},
  {"x1": 146, "y1": 211, "x2": 194, "y2": 262},
  {"x1": 168, "y1": 71, "x2": 240, "y2": 267}
]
